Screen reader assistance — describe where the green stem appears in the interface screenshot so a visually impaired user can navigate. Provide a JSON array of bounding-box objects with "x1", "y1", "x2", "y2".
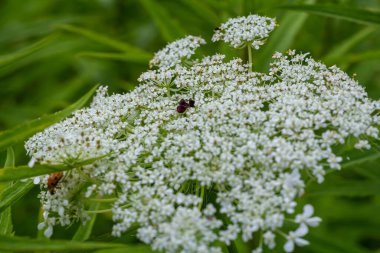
[
  {"x1": 87, "y1": 197, "x2": 118, "y2": 203},
  {"x1": 166, "y1": 83, "x2": 171, "y2": 97},
  {"x1": 198, "y1": 186, "x2": 205, "y2": 210},
  {"x1": 177, "y1": 181, "x2": 188, "y2": 193},
  {"x1": 247, "y1": 45, "x2": 253, "y2": 72},
  {"x1": 220, "y1": 213, "x2": 239, "y2": 253},
  {"x1": 86, "y1": 204, "x2": 130, "y2": 214},
  {"x1": 227, "y1": 240, "x2": 239, "y2": 253}
]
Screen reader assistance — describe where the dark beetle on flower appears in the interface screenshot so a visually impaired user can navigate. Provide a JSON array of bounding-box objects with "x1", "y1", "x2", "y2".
[{"x1": 176, "y1": 99, "x2": 195, "y2": 113}]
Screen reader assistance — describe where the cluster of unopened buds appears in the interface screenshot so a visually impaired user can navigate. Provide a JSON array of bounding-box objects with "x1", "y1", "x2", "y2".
[{"x1": 25, "y1": 13, "x2": 379, "y2": 253}]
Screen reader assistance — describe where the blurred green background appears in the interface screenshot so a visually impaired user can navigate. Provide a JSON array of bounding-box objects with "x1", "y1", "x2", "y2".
[{"x1": 0, "y1": 0, "x2": 380, "y2": 252}]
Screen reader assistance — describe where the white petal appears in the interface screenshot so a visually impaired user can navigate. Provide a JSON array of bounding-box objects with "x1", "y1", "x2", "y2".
[
  {"x1": 307, "y1": 217, "x2": 322, "y2": 227},
  {"x1": 44, "y1": 226, "x2": 53, "y2": 238},
  {"x1": 251, "y1": 247, "x2": 263, "y2": 253},
  {"x1": 37, "y1": 222, "x2": 45, "y2": 230},
  {"x1": 28, "y1": 157, "x2": 36, "y2": 168},
  {"x1": 33, "y1": 177, "x2": 40, "y2": 184},
  {"x1": 295, "y1": 238, "x2": 309, "y2": 247},
  {"x1": 295, "y1": 213, "x2": 303, "y2": 223},
  {"x1": 295, "y1": 224, "x2": 308, "y2": 237},
  {"x1": 284, "y1": 240, "x2": 295, "y2": 252},
  {"x1": 303, "y1": 204, "x2": 314, "y2": 217},
  {"x1": 58, "y1": 207, "x2": 65, "y2": 216}
]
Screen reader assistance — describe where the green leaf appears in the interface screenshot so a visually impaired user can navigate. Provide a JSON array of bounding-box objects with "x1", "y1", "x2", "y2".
[
  {"x1": 4, "y1": 148, "x2": 15, "y2": 168},
  {"x1": 0, "y1": 154, "x2": 106, "y2": 183},
  {"x1": 276, "y1": 4, "x2": 380, "y2": 26},
  {"x1": 0, "y1": 84, "x2": 99, "y2": 151},
  {"x1": 59, "y1": 24, "x2": 149, "y2": 55},
  {"x1": 0, "y1": 148, "x2": 16, "y2": 236},
  {"x1": 0, "y1": 208, "x2": 12, "y2": 237},
  {"x1": 257, "y1": 0, "x2": 316, "y2": 71},
  {"x1": 323, "y1": 27, "x2": 376, "y2": 65},
  {"x1": 0, "y1": 181, "x2": 34, "y2": 213},
  {"x1": 77, "y1": 51, "x2": 152, "y2": 63},
  {"x1": 0, "y1": 235, "x2": 127, "y2": 252},
  {"x1": 139, "y1": 0, "x2": 186, "y2": 41},
  {"x1": 0, "y1": 34, "x2": 57, "y2": 67},
  {"x1": 72, "y1": 202, "x2": 100, "y2": 241}
]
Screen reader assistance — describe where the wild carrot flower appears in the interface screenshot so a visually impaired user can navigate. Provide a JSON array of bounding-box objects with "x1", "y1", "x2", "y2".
[
  {"x1": 149, "y1": 35, "x2": 206, "y2": 68},
  {"x1": 212, "y1": 14, "x2": 276, "y2": 49},
  {"x1": 25, "y1": 14, "x2": 379, "y2": 253}
]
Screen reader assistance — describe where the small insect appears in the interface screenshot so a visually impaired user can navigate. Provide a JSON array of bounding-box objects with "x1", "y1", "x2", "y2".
[
  {"x1": 214, "y1": 27, "x2": 221, "y2": 32},
  {"x1": 176, "y1": 99, "x2": 195, "y2": 113},
  {"x1": 47, "y1": 172, "x2": 64, "y2": 194}
]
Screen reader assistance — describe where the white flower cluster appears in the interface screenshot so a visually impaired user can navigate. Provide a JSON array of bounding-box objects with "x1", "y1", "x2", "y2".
[
  {"x1": 25, "y1": 15, "x2": 379, "y2": 253},
  {"x1": 149, "y1": 35, "x2": 206, "y2": 68},
  {"x1": 212, "y1": 14, "x2": 276, "y2": 49}
]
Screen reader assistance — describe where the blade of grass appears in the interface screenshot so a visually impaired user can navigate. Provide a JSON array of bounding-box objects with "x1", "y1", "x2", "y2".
[
  {"x1": 72, "y1": 202, "x2": 100, "y2": 241},
  {"x1": 343, "y1": 49, "x2": 380, "y2": 63},
  {"x1": 3, "y1": 148, "x2": 15, "y2": 168},
  {"x1": 256, "y1": 0, "x2": 315, "y2": 72},
  {"x1": 308, "y1": 180, "x2": 380, "y2": 196},
  {"x1": 77, "y1": 51, "x2": 151, "y2": 63},
  {"x1": 0, "y1": 208, "x2": 12, "y2": 236},
  {"x1": 0, "y1": 154, "x2": 107, "y2": 183},
  {"x1": 321, "y1": 152, "x2": 380, "y2": 179},
  {"x1": 0, "y1": 84, "x2": 99, "y2": 151},
  {"x1": 341, "y1": 152, "x2": 380, "y2": 169},
  {"x1": 0, "y1": 148, "x2": 15, "y2": 236},
  {"x1": 0, "y1": 235, "x2": 128, "y2": 252},
  {"x1": 276, "y1": 4, "x2": 380, "y2": 25},
  {"x1": 0, "y1": 34, "x2": 57, "y2": 67},
  {"x1": 323, "y1": 26, "x2": 377, "y2": 65},
  {"x1": 0, "y1": 37, "x2": 84, "y2": 79},
  {"x1": 181, "y1": 0, "x2": 220, "y2": 26},
  {"x1": 58, "y1": 24, "x2": 149, "y2": 55},
  {"x1": 139, "y1": 0, "x2": 186, "y2": 41},
  {"x1": 0, "y1": 181, "x2": 34, "y2": 213}
]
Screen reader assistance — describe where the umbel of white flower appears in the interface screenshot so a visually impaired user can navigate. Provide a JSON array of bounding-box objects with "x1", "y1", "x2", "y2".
[{"x1": 25, "y1": 14, "x2": 379, "y2": 253}]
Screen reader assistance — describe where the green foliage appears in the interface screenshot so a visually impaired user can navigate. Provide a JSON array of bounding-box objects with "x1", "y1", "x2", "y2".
[
  {"x1": 0, "y1": 0, "x2": 379, "y2": 252},
  {"x1": 256, "y1": 8, "x2": 311, "y2": 71},
  {"x1": 0, "y1": 84, "x2": 99, "y2": 151},
  {"x1": 0, "y1": 148, "x2": 15, "y2": 238},
  {"x1": 72, "y1": 202, "x2": 100, "y2": 242},
  {"x1": 277, "y1": 4, "x2": 380, "y2": 25},
  {"x1": 139, "y1": 0, "x2": 187, "y2": 41},
  {"x1": 0, "y1": 154, "x2": 107, "y2": 182},
  {"x1": 0, "y1": 181, "x2": 34, "y2": 213},
  {"x1": 0, "y1": 235, "x2": 130, "y2": 252}
]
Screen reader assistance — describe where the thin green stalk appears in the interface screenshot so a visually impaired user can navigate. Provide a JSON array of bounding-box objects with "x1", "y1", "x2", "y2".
[
  {"x1": 220, "y1": 212, "x2": 239, "y2": 253},
  {"x1": 247, "y1": 45, "x2": 253, "y2": 72},
  {"x1": 87, "y1": 197, "x2": 118, "y2": 203},
  {"x1": 226, "y1": 240, "x2": 238, "y2": 253},
  {"x1": 85, "y1": 204, "x2": 130, "y2": 214},
  {"x1": 198, "y1": 186, "x2": 205, "y2": 210}
]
